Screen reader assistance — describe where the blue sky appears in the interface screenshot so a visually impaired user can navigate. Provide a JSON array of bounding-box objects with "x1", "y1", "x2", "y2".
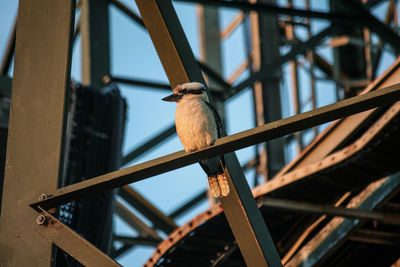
[{"x1": 0, "y1": 0, "x2": 396, "y2": 266}]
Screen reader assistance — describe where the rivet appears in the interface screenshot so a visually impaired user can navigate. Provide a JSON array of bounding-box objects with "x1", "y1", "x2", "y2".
[{"x1": 36, "y1": 215, "x2": 47, "y2": 225}]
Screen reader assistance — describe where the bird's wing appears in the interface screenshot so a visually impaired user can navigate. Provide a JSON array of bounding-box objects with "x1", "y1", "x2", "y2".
[{"x1": 203, "y1": 101, "x2": 222, "y2": 139}]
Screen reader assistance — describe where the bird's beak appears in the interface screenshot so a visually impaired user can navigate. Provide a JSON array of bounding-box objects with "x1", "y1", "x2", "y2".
[{"x1": 162, "y1": 93, "x2": 181, "y2": 102}]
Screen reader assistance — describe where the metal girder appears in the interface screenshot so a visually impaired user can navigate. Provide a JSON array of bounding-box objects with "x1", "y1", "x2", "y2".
[
  {"x1": 135, "y1": 1, "x2": 280, "y2": 266},
  {"x1": 227, "y1": 25, "x2": 339, "y2": 98},
  {"x1": 174, "y1": 0, "x2": 387, "y2": 26},
  {"x1": 104, "y1": 75, "x2": 172, "y2": 91},
  {"x1": 169, "y1": 189, "x2": 207, "y2": 219},
  {"x1": 81, "y1": 0, "x2": 111, "y2": 88},
  {"x1": 118, "y1": 185, "x2": 177, "y2": 233},
  {"x1": 114, "y1": 235, "x2": 161, "y2": 246},
  {"x1": 250, "y1": 0, "x2": 285, "y2": 179},
  {"x1": 109, "y1": 0, "x2": 145, "y2": 29},
  {"x1": 286, "y1": 174, "x2": 400, "y2": 266},
  {"x1": 115, "y1": 200, "x2": 163, "y2": 240},
  {"x1": 35, "y1": 209, "x2": 121, "y2": 266},
  {"x1": 262, "y1": 198, "x2": 400, "y2": 226},
  {"x1": 31, "y1": 82, "x2": 400, "y2": 211},
  {"x1": 0, "y1": 0, "x2": 75, "y2": 266},
  {"x1": 348, "y1": 229, "x2": 400, "y2": 246},
  {"x1": 122, "y1": 124, "x2": 176, "y2": 165}
]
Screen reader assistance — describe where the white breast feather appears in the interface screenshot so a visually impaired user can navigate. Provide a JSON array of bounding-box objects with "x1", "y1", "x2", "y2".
[{"x1": 175, "y1": 99, "x2": 218, "y2": 153}]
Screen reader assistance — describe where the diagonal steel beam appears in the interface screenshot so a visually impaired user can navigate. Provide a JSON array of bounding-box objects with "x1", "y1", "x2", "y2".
[
  {"x1": 174, "y1": 0, "x2": 388, "y2": 26},
  {"x1": 227, "y1": 25, "x2": 339, "y2": 98},
  {"x1": 109, "y1": 0, "x2": 146, "y2": 29},
  {"x1": 115, "y1": 200, "x2": 163, "y2": 240},
  {"x1": 118, "y1": 185, "x2": 178, "y2": 233},
  {"x1": 122, "y1": 124, "x2": 176, "y2": 165},
  {"x1": 287, "y1": 173, "x2": 400, "y2": 266},
  {"x1": 262, "y1": 198, "x2": 400, "y2": 226},
  {"x1": 30, "y1": 82, "x2": 400, "y2": 211},
  {"x1": 35, "y1": 209, "x2": 121, "y2": 266},
  {"x1": 134, "y1": 1, "x2": 280, "y2": 266}
]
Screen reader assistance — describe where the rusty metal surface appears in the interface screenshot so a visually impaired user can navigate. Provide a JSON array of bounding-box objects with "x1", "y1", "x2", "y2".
[{"x1": 0, "y1": 0, "x2": 75, "y2": 266}]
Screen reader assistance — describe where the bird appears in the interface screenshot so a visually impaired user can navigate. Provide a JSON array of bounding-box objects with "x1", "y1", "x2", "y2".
[{"x1": 162, "y1": 82, "x2": 229, "y2": 198}]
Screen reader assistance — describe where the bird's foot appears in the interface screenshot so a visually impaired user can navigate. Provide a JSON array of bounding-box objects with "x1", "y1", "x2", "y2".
[
  {"x1": 208, "y1": 176, "x2": 221, "y2": 198},
  {"x1": 217, "y1": 173, "x2": 229, "y2": 197}
]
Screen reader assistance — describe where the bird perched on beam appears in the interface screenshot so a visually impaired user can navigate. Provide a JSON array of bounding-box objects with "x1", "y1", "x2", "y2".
[{"x1": 162, "y1": 82, "x2": 229, "y2": 198}]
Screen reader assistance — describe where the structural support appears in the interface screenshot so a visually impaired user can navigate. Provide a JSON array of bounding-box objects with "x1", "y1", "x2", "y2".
[
  {"x1": 262, "y1": 198, "x2": 400, "y2": 226},
  {"x1": 135, "y1": 1, "x2": 281, "y2": 266},
  {"x1": 287, "y1": 174, "x2": 400, "y2": 266},
  {"x1": 0, "y1": 0, "x2": 75, "y2": 266},
  {"x1": 35, "y1": 209, "x2": 121, "y2": 266},
  {"x1": 249, "y1": 0, "x2": 285, "y2": 179},
  {"x1": 81, "y1": 0, "x2": 110, "y2": 88},
  {"x1": 122, "y1": 124, "x2": 176, "y2": 165},
  {"x1": 118, "y1": 185, "x2": 177, "y2": 233},
  {"x1": 31, "y1": 82, "x2": 400, "y2": 210}
]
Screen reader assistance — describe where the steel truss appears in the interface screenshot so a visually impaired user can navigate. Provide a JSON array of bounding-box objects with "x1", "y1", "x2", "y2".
[{"x1": 1, "y1": 0, "x2": 400, "y2": 266}]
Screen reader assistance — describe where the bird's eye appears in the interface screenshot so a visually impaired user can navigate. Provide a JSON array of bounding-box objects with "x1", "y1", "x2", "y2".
[{"x1": 181, "y1": 89, "x2": 187, "y2": 94}]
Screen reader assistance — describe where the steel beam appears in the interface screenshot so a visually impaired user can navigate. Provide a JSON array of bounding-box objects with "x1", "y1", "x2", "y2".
[
  {"x1": 262, "y1": 198, "x2": 400, "y2": 226},
  {"x1": 0, "y1": 0, "x2": 75, "y2": 266},
  {"x1": 105, "y1": 75, "x2": 172, "y2": 91},
  {"x1": 109, "y1": 0, "x2": 145, "y2": 29},
  {"x1": 174, "y1": 0, "x2": 389, "y2": 26},
  {"x1": 122, "y1": 124, "x2": 176, "y2": 165},
  {"x1": 227, "y1": 25, "x2": 339, "y2": 99},
  {"x1": 169, "y1": 189, "x2": 207, "y2": 219},
  {"x1": 250, "y1": 0, "x2": 285, "y2": 179},
  {"x1": 81, "y1": 0, "x2": 111, "y2": 88},
  {"x1": 31, "y1": 82, "x2": 400, "y2": 210},
  {"x1": 118, "y1": 185, "x2": 177, "y2": 233},
  {"x1": 35, "y1": 209, "x2": 121, "y2": 266},
  {"x1": 287, "y1": 174, "x2": 400, "y2": 266},
  {"x1": 115, "y1": 200, "x2": 163, "y2": 240},
  {"x1": 132, "y1": 1, "x2": 281, "y2": 266},
  {"x1": 114, "y1": 235, "x2": 160, "y2": 246},
  {"x1": 348, "y1": 229, "x2": 400, "y2": 246}
]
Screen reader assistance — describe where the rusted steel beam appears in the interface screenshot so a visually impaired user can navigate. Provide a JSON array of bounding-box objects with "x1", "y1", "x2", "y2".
[
  {"x1": 31, "y1": 82, "x2": 400, "y2": 211},
  {"x1": 35, "y1": 209, "x2": 121, "y2": 266}
]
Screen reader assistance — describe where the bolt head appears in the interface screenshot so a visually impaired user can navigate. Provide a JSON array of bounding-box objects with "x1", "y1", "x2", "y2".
[
  {"x1": 38, "y1": 194, "x2": 48, "y2": 201},
  {"x1": 36, "y1": 215, "x2": 47, "y2": 225}
]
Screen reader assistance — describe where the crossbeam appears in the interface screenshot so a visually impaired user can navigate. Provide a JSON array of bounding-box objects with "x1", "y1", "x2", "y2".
[
  {"x1": 35, "y1": 209, "x2": 121, "y2": 266},
  {"x1": 31, "y1": 82, "x2": 400, "y2": 210},
  {"x1": 263, "y1": 198, "x2": 400, "y2": 226}
]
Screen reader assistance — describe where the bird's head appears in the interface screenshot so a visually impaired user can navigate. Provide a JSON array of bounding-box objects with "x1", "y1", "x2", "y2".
[{"x1": 162, "y1": 82, "x2": 209, "y2": 103}]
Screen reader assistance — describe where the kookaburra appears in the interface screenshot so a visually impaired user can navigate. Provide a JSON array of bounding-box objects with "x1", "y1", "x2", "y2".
[{"x1": 162, "y1": 82, "x2": 229, "y2": 198}]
